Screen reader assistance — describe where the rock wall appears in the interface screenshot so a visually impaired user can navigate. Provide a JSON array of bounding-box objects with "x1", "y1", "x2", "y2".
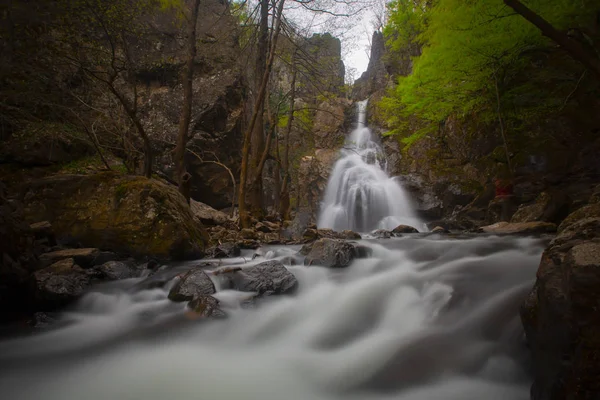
[
  {"x1": 132, "y1": 0, "x2": 246, "y2": 210},
  {"x1": 521, "y1": 189, "x2": 600, "y2": 399}
]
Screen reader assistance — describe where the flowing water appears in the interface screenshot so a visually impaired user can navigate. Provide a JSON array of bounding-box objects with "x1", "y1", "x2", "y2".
[
  {"x1": 318, "y1": 100, "x2": 422, "y2": 232},
  {"x1": 0, "y1": 234, "x2": 544, "y2": 400}
]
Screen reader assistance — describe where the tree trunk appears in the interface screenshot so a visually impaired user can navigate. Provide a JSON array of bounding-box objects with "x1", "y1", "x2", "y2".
[
  {"x1": 503, "y1": 0, "x2": 600, "y2": 79},
  {"x1": 279, "y1": 55, "x2": 297, "y2": 220},
  {"x1": 175, "y1": 0, "x2": 201, "y2": 204},
  {"x1": 248, "y1": 0, "x2": 270, "y2": 218},
  {"x1": 238, "y1": 0, "x2": 286, "y2": 228}
]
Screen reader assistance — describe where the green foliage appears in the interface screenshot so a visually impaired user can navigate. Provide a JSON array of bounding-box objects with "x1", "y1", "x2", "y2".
[
  {"x1": 382, "y1": 0, "x2": 599, "y2": 146},
  {"x1": 384, "y1": 0, "x2": 428, "y2": 52}
]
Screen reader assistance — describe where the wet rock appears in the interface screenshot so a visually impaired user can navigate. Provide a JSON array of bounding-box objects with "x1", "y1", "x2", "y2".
[
  {"x1": 315, "y1": 228, "x2": 336, "y2": 238},
  {"x1": 216, "y1": 260, "x2": 298, "y2": 295},
  {"x1": 302, "y1": 238, "x2": 358, "y2": 268},
  {"x1": 29, "y1": 312, "x2": 60, "y2": 329},
  {"x1": 39, "y1": 248, "x2": 100, "y2": 269},
  {"x1": 479, "y1": 221, "x2": 556, "y2": 235},
  {"x1": 94, "y1": 260, "x2": 141, "y2": 281},
  {"x1": 186, "y1": 295, "x2": 226, "y2": 319},
  {"x1": 302, "y1": 228, "x2": 319, "y2": 241},
  {"x1": 22, "y1": 172, "x2": 207, "y2": 261},
  {"x1": 372, "y1": 229, "x2": 392, "y2": 239},
  {"x1": 205, "y1": 242, "x2": 241, "y2": 258},
  {"x1": 392, "y1": 225, "x2": 419, "y2": 234},
  {"x1": 341, "y1": 230, "x2": 362, "y2": 240},
  {"x1": 190, "y1": 199, "x2": 230, "y2": 226},
  {"x1": 32, "y1": 259, "x2": 91, "y2": 308},
  {"x1": 431, "y1": 226, "x2": 449, "y2": 234},
  {"x1": 168, "y1": 269, "x2": 216, "y2": 302},
  {"x1": 521, "y1": 212, "x2": 600, "y2": 399}
]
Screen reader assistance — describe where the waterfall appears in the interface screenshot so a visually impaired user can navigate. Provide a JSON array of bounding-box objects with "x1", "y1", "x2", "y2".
[{"x1": 318, "y1": 100, "x2": 422, "y2": 232}]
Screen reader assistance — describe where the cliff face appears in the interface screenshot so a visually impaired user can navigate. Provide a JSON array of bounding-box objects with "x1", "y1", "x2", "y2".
[
  {"x1": 352, "y1": 31, "x2": 388, "y2": 101},
  {"x1": 265, "y1": 32, "x2": 350, "y2": 222},
  {"x1": 133, "y1": 0, "x2": 246, "y2": 210}
]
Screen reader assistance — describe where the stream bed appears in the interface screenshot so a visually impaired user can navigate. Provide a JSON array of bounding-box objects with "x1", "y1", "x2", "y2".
[{"x1": 0, "y1": 234, "x2": 545, "y2": 400}]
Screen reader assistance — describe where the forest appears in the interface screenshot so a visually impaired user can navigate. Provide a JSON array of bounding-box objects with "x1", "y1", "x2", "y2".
[{"x1": 1, "y1": 1, "x2": 600, "y2": 400}]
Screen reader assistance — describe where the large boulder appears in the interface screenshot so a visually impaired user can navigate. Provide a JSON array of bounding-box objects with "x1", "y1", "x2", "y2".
[
  {"x1": 168, "y1": 268, "x2": 216, "y2": 302},
  {"x1": 214, "y1": 260, "x2": 298, "y2": 296},
  {"x1": 21, "y1": 172, "x2": 208, "y2": 260},
  {"x1": 302, "y1": 238, "x2": 359, "y2": 268},
  {"x1": 521, "y1": 215, "x2": 600, "y2": 399}
]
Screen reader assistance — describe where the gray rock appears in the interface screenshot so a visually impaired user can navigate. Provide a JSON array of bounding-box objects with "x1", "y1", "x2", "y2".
[
  {"x1": 372, "y1": 229, "x2": 392, "y2": 239},
  {"x1": 392, "y1": 224, "x2": 419, "y2": 234},
  {"x1": 430, "y1": 226, "x2": 450, "y2": 234},
  {"x1": 32, "y1": 260, "x2": 90, "y2": 308},
  {"x1": 302, "y1": 238, "x2": 358, "y2": 268},
  {"x1": 341, "y1": 230, "x2": 362, "y2": 239},
  {"x1": 187, "y1": 295, "x2": 226, "y2": 319},
  {"x1": 168, "y1": 268, "x2": 216, "y2": 302},
  {"x1": 216, "y1": 260, "x2": 298, "y2": 295},
  {"x1": 190, "y1": 200, "x2": 230, "y2": 226},
  {"x1": 95, "y1": 260, "x2": 141, "y2": 281}
]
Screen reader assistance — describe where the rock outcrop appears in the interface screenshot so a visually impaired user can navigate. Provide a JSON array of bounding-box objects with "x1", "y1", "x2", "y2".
[
  {"x1": 22, "y1": 172, "x2": 208, "y2": 260},
  {"x1": 522, "y1": 212, "x2": 600, "y2": 399}
]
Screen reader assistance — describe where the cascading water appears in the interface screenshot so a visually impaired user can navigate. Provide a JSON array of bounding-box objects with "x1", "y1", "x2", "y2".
[{"x1": 318, "y1": 100, "x2": 422, "y2": 232}]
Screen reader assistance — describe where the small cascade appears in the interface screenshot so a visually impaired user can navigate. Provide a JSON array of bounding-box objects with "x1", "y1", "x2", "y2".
[{"x1": 318, "y1": 100, "x2": 422, "y2": 232}]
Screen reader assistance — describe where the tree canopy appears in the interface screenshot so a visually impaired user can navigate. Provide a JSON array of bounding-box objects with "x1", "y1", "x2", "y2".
[{"x1": 382, "y1": 0, "x2": 599, "y2": 145}]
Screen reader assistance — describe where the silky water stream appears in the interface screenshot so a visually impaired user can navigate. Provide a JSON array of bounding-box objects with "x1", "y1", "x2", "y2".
[{"x1": 0, "y1": 234, "x2": 544, "y2": 400}]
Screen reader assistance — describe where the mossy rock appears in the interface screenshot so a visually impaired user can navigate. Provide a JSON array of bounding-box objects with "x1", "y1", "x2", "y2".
[
  {"x1": 558, "y1": 204, "x2": 600, "y2": 233},
  {"x1": 22, "y1": 172, "x2": 208, "y2": 260}
]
